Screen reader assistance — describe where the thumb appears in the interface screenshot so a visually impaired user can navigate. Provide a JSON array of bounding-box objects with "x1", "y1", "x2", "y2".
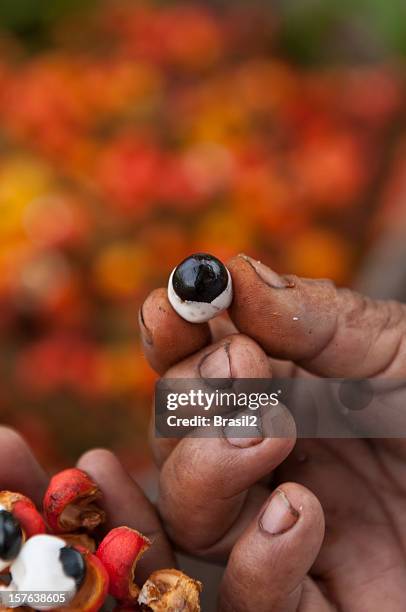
[
  {"x1": 218, "y1": 483, "x2": 328, "y2": 612},
  {"x1": 227, "y1": 254, "x2": 406, "y2": 377}
]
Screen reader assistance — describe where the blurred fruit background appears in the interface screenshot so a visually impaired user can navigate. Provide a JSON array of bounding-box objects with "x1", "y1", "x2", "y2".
[{"x1": 0, "y1": 0, "x2": 405, "y2": 473}]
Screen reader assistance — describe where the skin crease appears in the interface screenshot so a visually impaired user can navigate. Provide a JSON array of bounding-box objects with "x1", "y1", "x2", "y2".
[{"x1": 140, "y1": 253, "x2": 406, "y2": 612}]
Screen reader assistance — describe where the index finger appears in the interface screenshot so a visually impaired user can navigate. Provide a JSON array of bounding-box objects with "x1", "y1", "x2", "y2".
[
  {"x1": 139, "y1": 288, "x2": 210, "y2": 374},
  {"x1": 0, "y1": 427, "x2": 48, "y2": 506},
  {"x1": 77, "y1": 449, "x2": 175, "y2": 583}
]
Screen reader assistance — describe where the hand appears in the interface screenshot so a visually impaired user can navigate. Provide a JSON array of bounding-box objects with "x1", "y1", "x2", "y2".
[
  {"x1": 140, "y1": 253, "x2": 406, "y2": 611},
  {"x1": 1, "y1": 426, "x2": 293, "y2": 611},
  {"x1": 0, "y1": 427, "x2": 174, "y2": 590}
]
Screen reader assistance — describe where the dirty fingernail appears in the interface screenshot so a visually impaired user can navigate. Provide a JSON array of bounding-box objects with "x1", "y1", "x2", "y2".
[
  {"x1": 199, "y1": 345, "x2": 231, "y2": 379},
  {"x1": 239, "y1": 254, "x2": 294, "y2": 289},
  {"x1": 223, "y1": 411, "x2": 264, "y2": 448},
  {"x1": 260, "y1": 489, "x2": 300, "y2": 535}
]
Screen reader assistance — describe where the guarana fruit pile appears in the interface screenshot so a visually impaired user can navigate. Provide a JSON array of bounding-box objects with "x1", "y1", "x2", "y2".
[{"x1": 0, "y1": 468, "x2": 202, "y2": 611}]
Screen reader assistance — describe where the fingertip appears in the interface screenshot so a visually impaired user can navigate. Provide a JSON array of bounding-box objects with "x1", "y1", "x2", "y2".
[
  {"x1": 226, "y1": 253, "x2": 255, "y2": 280},
  {"x1": 226, "y1": 253, "x2": 248, "y2": 271},
  {"x1": 219, "y1": 482, "x2": 325, "y2": 611},
  {"x1": 77, "y1": 448, "x2": 134, "y2": 504},
  {"x1": 164, "y1": 333, "x2": 271, "y2": 380},
  {"x1": 77, "y1": 447, "x2": 119, "y2": 473},
  {"x1": 78, "y1": 449, "x2": 175, "y2": 578},
  {"x1": 0, "y1": 427, "x2": 48, "y2": 506},
  {"x1": 0, "y1": 426, "x2": 27, "y2": 451},
  {"x1": 208, "y1": 312, "x2": 237, "y2": 342},
  {"x1": 140, "y1": 288, "x2": 210, "y2": 374},
  {"x1": 78, "y1": 448, "x2": 145, "y2": 523},
  {"x1": 227, "y1": 253, "x2": 281, "y2": 348}
]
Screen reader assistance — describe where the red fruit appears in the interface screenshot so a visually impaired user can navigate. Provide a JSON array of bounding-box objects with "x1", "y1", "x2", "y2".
[
  {"x1": 0, "y1": 491, "x2": 46, "y2": 539},
  {"x1": 96, "y1": 526, "x2": 151, "y2": 601},
  {"x1": 59, "y1": 548, "x2": 109, "y2": 612},
  {"x1": 43, "y1": 468, "x2": 105, "y2": 534}
]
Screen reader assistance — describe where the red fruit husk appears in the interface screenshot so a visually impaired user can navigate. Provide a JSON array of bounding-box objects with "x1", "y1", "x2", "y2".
[
  {"x1": 43, "y1": 468, "x2": 105, "y2": 534},
  {"x1": 96, "y1": 526, "x2": 151, "y2": 601},
  {"x1": 0, "y1": 491, "x2": 46, "y2": 538},
  {"x1": 55, "y1": 547, "x2": 109, "y2": 612},
  {"x1": 137, "y1": 569, "x2": 202, "y2": 611}
]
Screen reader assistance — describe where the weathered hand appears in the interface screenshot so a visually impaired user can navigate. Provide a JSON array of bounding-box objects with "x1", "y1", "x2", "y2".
[
  {"x1": 0, "y1": 427, "x2": 311, "y2": 611},
  {"x1": 140, "y1": 253, "x2": 406, "y2": 611}
]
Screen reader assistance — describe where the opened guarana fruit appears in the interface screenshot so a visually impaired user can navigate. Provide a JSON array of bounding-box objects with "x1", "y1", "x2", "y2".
[
  {"x1": 138, "y1": 569, "x2": 202, "y2": 611},
  {"x1": 61, "y1": 547, "x2": 109, "y2": 612},
  {"x1": 43, "y1": 468, "x2": 105, "y2": 534},
  {"x1": 0, "y1": 491, "x2": 46, "y2": 574},
  {"x1": 0, "y1": 467, "x2": 202, "y2": 611},
  {"x1": 0, "y1": 491, "x2": 46, "y2": 540},
  {"x1": 8, "y1": 535, "x2": 85, "y2": 608},
  {"x1": 96, "y1": 526, "x2": 151, "y2": 601}
]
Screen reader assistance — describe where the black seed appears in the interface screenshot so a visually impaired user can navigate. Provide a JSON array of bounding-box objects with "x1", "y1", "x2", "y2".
[
  {"x1": 172, "y1": 253, "x2": 228, "y2": 303},
  {"x1": 0, "y1": 510, "x2": 23, "y2": 561},
  {"x1": 59, "y1": 546, "x2": 86, "y2": 590}
]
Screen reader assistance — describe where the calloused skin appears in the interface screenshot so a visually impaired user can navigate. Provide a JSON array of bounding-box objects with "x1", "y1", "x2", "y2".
[{"x1": 139, "y1": 253, "x2": 406, "y2": 612}]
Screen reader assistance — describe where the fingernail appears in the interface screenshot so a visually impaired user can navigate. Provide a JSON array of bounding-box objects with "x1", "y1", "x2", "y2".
[
  {"x1": 199, "y1": 345, "x2": 231, "y2": 379},
  {"x1": 239, "y1": 254, "x2": 294, "y2": 289},
  {"x1": 259, "y1": 489, "x2": 300, "y2": 535},
  {"x1": 223, "y1": 411, "x2": 263, "y2": 448},
  {"x1": 138, "y1": 306, "x2": 153, "y2": 346}
]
